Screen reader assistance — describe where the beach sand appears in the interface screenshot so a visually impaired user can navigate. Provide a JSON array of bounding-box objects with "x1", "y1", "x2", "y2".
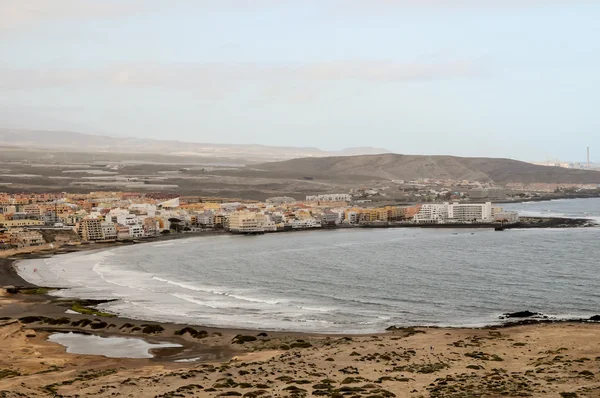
[{"x1": 2, "y1": 286, "x2": 600, "y2": 397}]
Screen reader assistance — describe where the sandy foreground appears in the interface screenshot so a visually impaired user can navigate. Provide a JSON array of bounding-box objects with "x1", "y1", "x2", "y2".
[{"x1": 1, "y1": 288, "x2": 600, "y2": 397}]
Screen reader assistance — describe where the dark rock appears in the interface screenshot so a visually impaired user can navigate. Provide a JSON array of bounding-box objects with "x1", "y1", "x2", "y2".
[
  {"x1": 290, "y1": 341, "x2": 312, "y2": 349},
  {"x1": 141, "y1": 324, "x2": 164, "y2": 334},
  {"x1": 589, "y1": 315, "x2": 600, "y2": 321},
  {"x1": 501, "y1": 311, "x2": 542, "y2": 319},
  {"x1": 90, "y1": 321, "x2": 108, "y2": 329},
  {"x1": 232, "y1": 335, "x2": 257, "y2": 344},
  {"x1": 3, "y1": 286, "x2": 17, "y2": 294},
  {"x1": 174, "y1": 327, "x2": 208, "y2": 339}
]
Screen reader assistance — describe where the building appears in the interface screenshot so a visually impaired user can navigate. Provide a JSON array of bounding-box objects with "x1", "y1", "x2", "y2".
[
  {"x1": 0, "y1": 219, "x2": 45, "y2": 228},
  {"x1": 413, "y1": 204, "x2": 449, "y2": 223},
  {"x1": 116, "y1": 225, "x2": 131, "y2": 239},
  {"x1": 447, "y1": 202, "x2": 493, "y2": 223},
  {"x1": 228, "y1": 211, "x2": 264, "y2": 233},
  {"x1": 494, "y1": 211, "x2": 520, "y2": 223},
  {"x1": 306, "y1": 194, "x2": 352, "y2": 202},
  {"x1": 414, "y1": 202, "x2": 495, "y2": 223},
  {"x1": 289, "y1": 219, "x2": 321, "y2": 229},
  {"x1": 78, "y1": 219, "x2": 104, "y2": 241},
  {"x1": 129, "y1": 225, "x2": 144, "y2": 238},
  {"x1": 101, "y1": 222, "x2": 118, "y2": 240},
  {"x1": 266, "y1": 197, "x2": 297, "y2": 205},
  {"x1": 23, "y1": 205, "x2": 42, "y2": 218},
  {"x1": 196, "y1": 211, "x2": 216, "y2": 228},
  {"x1": 321, "y1": 212, "x2": 339, "y2": 225},
  {"x1": 8, "y1": 230, "x2": 45, "y2": 248}
]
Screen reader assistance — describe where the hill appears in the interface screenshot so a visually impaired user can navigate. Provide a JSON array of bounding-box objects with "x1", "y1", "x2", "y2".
[
  {"x1": 255, "y1": 154, "x2": 600, "y2": 184},
  {"x1": 0, "y1": 128, "x2": 390, "y2": 163}
]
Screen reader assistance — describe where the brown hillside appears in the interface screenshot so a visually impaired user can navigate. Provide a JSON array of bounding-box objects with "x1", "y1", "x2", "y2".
[{"x1": 255, "y1": 154, "x2": 600, "y2": 184}]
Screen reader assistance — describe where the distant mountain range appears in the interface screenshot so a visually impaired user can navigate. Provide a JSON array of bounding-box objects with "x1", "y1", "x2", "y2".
[
  {"x1": 0, "y1": 128, "x2": 390, "y2": 162},
  {"x1": 256, "y1": 153, "x2": 600, "y2": 184}
]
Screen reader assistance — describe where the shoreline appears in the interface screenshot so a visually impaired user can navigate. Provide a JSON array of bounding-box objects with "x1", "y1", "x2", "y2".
[
  {"x1": 3, "y1": 218, "x2": 599, "y2": 337},
  {"x1": 3, "y1": 223, "x2": 600, "y2": 396}
]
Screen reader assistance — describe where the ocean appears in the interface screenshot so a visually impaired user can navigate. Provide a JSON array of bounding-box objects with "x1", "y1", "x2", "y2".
[{"x1": 16, "y1": 198, "x2": 600, "y2": 334}]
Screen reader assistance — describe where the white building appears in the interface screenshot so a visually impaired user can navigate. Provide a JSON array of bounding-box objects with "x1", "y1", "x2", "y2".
[
  {"x1": 289, "y1": 219, "x2": 321, "y2": 229},
  {"x1": 259, "y1": 216, "x2": 278, "y2": 232},
  {"x1": 196, "y1": 211, "x2": 215, "y2": 228},
  {"x1": 129, "y1": 225, "x2": 144, "y2": 238},
  {"x1": 306, "y1": 194, "x2": 352, "y2": 202},
  {"x1": 345, "y1": 211, "x2": 359, "y2": 224},
  {"x1": 101, "y1": 222, "x2": 117, "y2": 240},
  {"x1": 414, "y1": 202, "x2": 495, "y2": 223},
  {"x1": 448, "y1": 202, "x2": 493, "y2": 223},
  {"x1": 413, "y1": 204, "x2": 449, "y2": 223}
]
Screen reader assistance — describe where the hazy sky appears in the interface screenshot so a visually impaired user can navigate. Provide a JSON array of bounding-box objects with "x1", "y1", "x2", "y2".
[{"x1": 1, "y1": 0, "x2": 599, "y2": 161}]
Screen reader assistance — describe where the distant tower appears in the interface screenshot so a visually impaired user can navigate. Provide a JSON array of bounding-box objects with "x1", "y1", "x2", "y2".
[{"x1": 587, "y1": 146, "x2": 590, "y2": 168}]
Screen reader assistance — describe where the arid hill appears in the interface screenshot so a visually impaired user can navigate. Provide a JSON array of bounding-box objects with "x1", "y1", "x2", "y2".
[
  {"x1": 0, "y1": 129, "x2": 389, "y2": 163},
  {"x1": 255, "y1": 154, "x2": 600, "y2": 184}
]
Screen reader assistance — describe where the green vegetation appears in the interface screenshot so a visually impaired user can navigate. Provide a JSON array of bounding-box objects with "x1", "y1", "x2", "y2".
[
  {"x1": 20, "y1": 287, "x2": 53, "y2": 295},
  {"x1": 71, "y1": 303, "x2": 115, "y2": 318}
]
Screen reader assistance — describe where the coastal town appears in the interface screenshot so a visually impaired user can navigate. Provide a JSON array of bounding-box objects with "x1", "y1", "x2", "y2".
[{"x1": 0, "y1": 190, "x2": 523, "y2": 254}]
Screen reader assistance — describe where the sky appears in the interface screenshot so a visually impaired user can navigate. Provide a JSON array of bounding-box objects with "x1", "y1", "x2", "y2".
[{"x1": 1, "y1": 0, "x2": 600, "y2": 161}]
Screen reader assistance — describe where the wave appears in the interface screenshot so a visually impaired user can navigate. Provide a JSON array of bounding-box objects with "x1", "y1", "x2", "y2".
[
  {"x1": 153, "y1": 276, "x2": 286, "y2": 305},
  {"x1": 152, "y1": 276, "x2": 214, "y2": 293}
]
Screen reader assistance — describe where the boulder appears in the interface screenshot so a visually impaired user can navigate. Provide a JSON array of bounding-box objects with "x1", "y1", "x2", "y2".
[
  {"x1": 2, "y1": 286, "x2": 17, "y2": 294},
  {"x1": 501, "y1": 311, "x2": 542, "y2": 319},
  {"x1": 589, "y1": 315, "x2": 600, "y2": 321}
]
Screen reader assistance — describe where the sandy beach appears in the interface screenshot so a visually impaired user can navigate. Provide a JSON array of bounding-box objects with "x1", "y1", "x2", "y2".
[
  {"x1": 3, "y1": 296, "x2": 600, "y2": 397},
  {"x1": 2, "y1": 238, "x2": 600, "y2": 397}
]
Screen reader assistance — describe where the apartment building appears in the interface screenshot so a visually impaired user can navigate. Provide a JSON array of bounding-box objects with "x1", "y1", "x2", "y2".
[
  {"x1": 0, "y1": 219, "x2": 45, "y2": 228},
  {"x1": 448, "y1": 202, "x2": 493, "y2": 222},
  {"x1": 101, "y1": 222, "x2": 118, "y2": 240},
  {"x1": 23, "y1": 205, "x2": 42, "y2": 218},
  {"x1": 8, "y1": 230, "x2": 45, "y2": 248},
  {"x1": 228, "y1": 211, "x2": 264, "y2": 233},
  {"x1": 129, "y1": 225, "x2": 144, "y2": 238},
  {"x1": 78, "y1": 219, "x2": 104, "y2": 241},
  {"x1": 414, "y1": 204, "x2": 449, "y2": 223},
  {"x1": 414, "y1": 202, "x2": 494, "y2": 223}
]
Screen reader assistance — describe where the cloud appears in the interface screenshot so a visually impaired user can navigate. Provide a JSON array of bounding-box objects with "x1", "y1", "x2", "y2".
[
  {"x1": 0, "y1": 59, "x2": 486, "y2": 90},
  {"x1": 343, "y1": 0, "x2": 595, "y2": 6},
  {"x1": 0, "y1": 0, "x2": 142, "y2": 33},
  {"x1": 0, "y1": 0, "x2": 591, "y2": 36}
]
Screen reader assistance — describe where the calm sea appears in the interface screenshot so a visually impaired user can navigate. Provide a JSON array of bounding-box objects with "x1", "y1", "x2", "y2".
[{"x1": 17, "y1": 198, "x2": 600, "y2": 333}]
